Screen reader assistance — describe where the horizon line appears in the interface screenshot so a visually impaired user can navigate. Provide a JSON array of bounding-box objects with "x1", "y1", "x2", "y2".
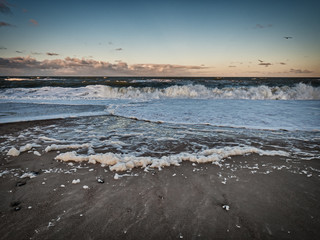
[{"x1": 1, "y1": 75, "x2": 319, "y2": 79}]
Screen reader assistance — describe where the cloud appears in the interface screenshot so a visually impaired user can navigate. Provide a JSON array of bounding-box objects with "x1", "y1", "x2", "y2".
[
  {"x1": 115, "y1": 48, "x2": 123, "y2": 51},
  {"x1": 46, "y1": 52, "x2": 59, "y2": 56},
  {"x1": 258, "y1": 62, "x2": 272, "y2": 67},
  {"x1": 230, "y1": 61, "x2": 243, "y2": 65},
  {"x1": 0, "y1": 56, "x2": 207, "y2": 76},
  {"x1": 279, "y1": 62, "x2": 286, "y2": 65},
  {"x1": 228, "y1": 66, "x2": 236, "y2": 68},
  {"x1": 0, "y1": 21, "x2": 15, "y2": 27},
  {"x1": 129, "y1": 63, "x2": 204, "y2": 71},
  {"x1": 29, "y1": 19, "x2": 38, "y2": 25},
  {"x1": 0, "y1": 46, "x2": 7, "y2": 50},
  {"x1": 16, "y1": 50, "x2": 24, "y2": 53},
  {"x1": 0, "y1": 56, "x2": 39, "y2": 69},
  {"x1": 290, "y1": 68, "x2": 313, "y2": 74},
  {"x1": 0, "y1": 1, "x2": 12, "y2": 14},
  {"x1": 31, "y1": 52, "x2": 42, "y2": 55},
  {"x1": 254, "y1": 24, "x2": 273, "y2": 29}
]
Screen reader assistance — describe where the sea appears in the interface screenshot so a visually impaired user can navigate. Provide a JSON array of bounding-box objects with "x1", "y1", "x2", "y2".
[{"x1": 0, "y1": 77, "x2": 319, "y2": 172}]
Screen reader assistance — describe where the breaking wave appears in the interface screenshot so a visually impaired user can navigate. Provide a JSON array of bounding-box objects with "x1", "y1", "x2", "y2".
[{"x1": 0, "y1": 83, "x2": 319, "y2": 100}]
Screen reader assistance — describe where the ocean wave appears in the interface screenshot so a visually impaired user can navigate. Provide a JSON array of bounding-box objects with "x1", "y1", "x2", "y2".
[
  {"x1": 4, "y1": 78, "x2": 31, "y2": 81},
  {"x1": 131, "y1": 78, "x2": 175, "y2": 83},
  {"x1": 0, "y1": 83, "x2": 319, "y2": 100}
]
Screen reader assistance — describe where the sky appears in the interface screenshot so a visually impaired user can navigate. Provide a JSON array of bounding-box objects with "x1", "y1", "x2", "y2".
[{"x1": 0, "y1": 0, "x2": 319, "y2": 77}]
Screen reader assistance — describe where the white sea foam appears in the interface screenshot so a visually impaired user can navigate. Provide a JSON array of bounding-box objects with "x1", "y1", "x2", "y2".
[
  {"x1": 45, "y1": 143, "x2": 91, "y2": 152},
  {"x1": 54, "y1": 146, "x2": 289, "y2": 172},
  {"x1": 7, "y1": 143, "x2": 40, "y2": 156},
  {"x1": 72, "y1": 179, "x2": 80, "y2": 184},
  {"x1": 55, "y1": 151, "x2": 89, "y2": 162},
  {"x1": 0, "y1": 170, "x2": 10, "y2": 177},
  {"x1": 0, "y1": 83, "x2": 319, "y2": 100},
  {"x1": 20, "y1": 172, "x2": 37, "y2": 179},
  {"x1": 39, "y1": 136, "x2": 62, "y2": 142},
  {"x1": 19, "y1": 143, "x2": 40, "y2": 152},
  {"x1": 33, "y1": 151, "x2": 41, "y2": 156},
  {"x1": 7, "y1": 147, "x2": 20, "y2": 156}
]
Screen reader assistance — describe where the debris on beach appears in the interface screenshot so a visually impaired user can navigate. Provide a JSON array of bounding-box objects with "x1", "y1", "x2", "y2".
[
  {"x1": 72, "y1": 179, "x2": 80, "y2": 184},
  {"x1": 114, "y1": 173, "x2": 138, "y2": 180},
  {"x1": 96, "y1": 177, "x2": 104, "y2": 183},
  {"x1": 11, "y1": 201, "x2": 21, "y2": 211},
  {"x1": 33, "y1": 151, "x2": 41, "y2": 156},
  {"x1": 222, "y1": 205, "x2": 230, "y2": 211},
  {"x1": 16, "y1": 180, "x2": 27, "y2": 187}
]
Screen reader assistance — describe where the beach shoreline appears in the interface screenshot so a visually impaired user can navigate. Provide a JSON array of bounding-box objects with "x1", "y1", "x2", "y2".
[{"x1": 1, "y1": 119, "x2": 320, "y2": 239}]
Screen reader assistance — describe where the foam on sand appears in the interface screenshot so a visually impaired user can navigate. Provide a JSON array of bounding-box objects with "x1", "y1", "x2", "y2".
[
  {"x1": 7, "y1": 147, "x2": 20, "y2": 156},
  {"x1": 55, "y1": 146, "x2": 289, "y2": 172},
  {"x1": 33, "y1": 151, "x2": 41, "y2": 156},
  {"x1": 7, "y1": 143, "x2": 41, "y2": 156},
  {"x1": 72, "y1": 179, "x2": 80, "y2": 184},
  {"x1": 55, "y1": 151, "x2": 89, "y2": 162}
]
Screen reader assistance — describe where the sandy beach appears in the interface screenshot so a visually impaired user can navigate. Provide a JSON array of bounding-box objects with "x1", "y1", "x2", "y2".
[{"x1": 1, "y1": 118, "x2": 320, "y2": 240}]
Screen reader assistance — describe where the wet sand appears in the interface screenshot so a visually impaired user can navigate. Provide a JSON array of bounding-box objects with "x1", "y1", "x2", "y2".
[{"x1": 0, "y1": 120, "x2": 320, "y2": 240}]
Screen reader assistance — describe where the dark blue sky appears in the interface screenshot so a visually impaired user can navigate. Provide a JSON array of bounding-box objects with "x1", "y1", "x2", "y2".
[{"x1": 0, "y1": 0, "x2": 319, "y2": 76}]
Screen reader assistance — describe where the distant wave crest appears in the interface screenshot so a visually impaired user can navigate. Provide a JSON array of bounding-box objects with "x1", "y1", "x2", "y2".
[
  {"x1": 0, "y1": 83, "x2": 319, "y2": 100},
  {"x1": 4, "y1": 78, "x2": 31, "y2": 81}
]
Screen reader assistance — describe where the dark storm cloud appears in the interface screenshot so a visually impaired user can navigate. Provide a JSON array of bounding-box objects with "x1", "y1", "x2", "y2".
[
  {"x1": 0, "y1": 21, "x2": 15, "y2": 27},
  {"x1": 0, "y1": 1, "x2": 12, "y2": 15},
  {"x1": 259, "y1": 62, "x2": 272, "y2": 67},
  {"x1": 254, "y1": 24, "x2": 273, "y2": 29},
  {"x1": 46, "y1": 52, "x2": 59, "y2": 56}
]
